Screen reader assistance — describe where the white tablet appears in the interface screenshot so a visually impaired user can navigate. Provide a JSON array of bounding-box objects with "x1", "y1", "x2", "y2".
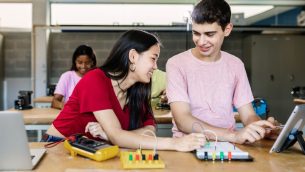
[{"x1": 269, "y1": 104, "x2": 305, "y2": 153}]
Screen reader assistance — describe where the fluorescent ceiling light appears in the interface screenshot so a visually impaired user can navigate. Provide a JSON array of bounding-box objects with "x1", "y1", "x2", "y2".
[{"x1": 231, "y1": 5, "x2": 274, "y2": 18}]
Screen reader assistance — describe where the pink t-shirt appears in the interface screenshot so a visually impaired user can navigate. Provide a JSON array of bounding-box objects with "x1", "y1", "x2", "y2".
[
  {"x1": 166, "y1": 50, "x2": 254, "y2": 137},
  {"x1": 54, "y1": 71, "x2": 81, "y2": 103}
]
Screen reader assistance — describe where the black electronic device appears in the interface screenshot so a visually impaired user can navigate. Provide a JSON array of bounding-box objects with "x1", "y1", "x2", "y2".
[
  {"x1": 47, "y1": 84, "x2": 56, "y2": 96},
  {"x1": 155, "y1": 102, "x2": 170, "y2": 110},
  {"x1": 291, "y1": 86, "x2": 305, "y2": 99},
  {"x1": 14, "y1": 90, "x2": 33, "y2": 110},
  {"x1": 64, "y1": 134, "x2": 119, "y2": 161}
]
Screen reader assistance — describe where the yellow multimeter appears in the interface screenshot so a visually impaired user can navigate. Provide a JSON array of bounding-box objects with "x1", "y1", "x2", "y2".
[{"x1": 64, "y1": 134, "x2": 119, "y2": 161}]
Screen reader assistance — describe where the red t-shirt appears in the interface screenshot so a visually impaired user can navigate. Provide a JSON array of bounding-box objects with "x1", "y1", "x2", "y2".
[{"x1": 53, "y1": 68, "x2": 155, "y2": 138}]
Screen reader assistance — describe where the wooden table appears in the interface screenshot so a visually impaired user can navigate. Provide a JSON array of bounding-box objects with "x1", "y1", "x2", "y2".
[
  {"x1": 30, "y1": 140, "x2": 305, "y2": 171},
  {"x1": 10, "y1": 108, "x2": 60, "y2": 141},
  {"x1": 14, "y1": 107, "x2": 245, "y2": 139},
  {"x1": 294, "y1": 98, "x2": 305, "y2": 104},
  {"x1": 33, "y1": 96, "x2": 53, "y2": 108},
  {"x1": 32, "y1": 96, "x2": 172, "y2": 123},
  {"x1": 153, "y1": 108, "x2": 171, "y2": 124},
  {"x1": 12, "y1": 108, "x2": 60, "y2": 125},
  {"x1": 13, "y1": 107, "x2": 171, "y2": 125},
  {"x1": 11, "y1": 107, "x2": 172, "y2": 140},
  {"x1": 33, "y1": 96, "x2": 53, "y2": 103}
]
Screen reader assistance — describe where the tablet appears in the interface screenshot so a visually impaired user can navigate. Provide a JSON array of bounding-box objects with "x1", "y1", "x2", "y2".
[{"x1": 269, "y1": 104, "x2": 305, "y2": 153}]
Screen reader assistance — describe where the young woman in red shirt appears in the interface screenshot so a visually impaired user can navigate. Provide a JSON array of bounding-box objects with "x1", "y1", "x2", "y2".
[{"x1": 43, "y1": 30, "x2": 206, "y2": 152}]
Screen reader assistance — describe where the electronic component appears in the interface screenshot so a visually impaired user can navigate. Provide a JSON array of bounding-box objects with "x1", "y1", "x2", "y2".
[
  {"x1": 64, "y1": 134, "x2": 119, "y2": 161},
  {"x1": 14, "y1": 90, "x2": 33, "y2": 110},
  {"x1": 196, "y1": 141, "x2": 253, "y2": 161},
  {"x1": 120, "y1": 130, "x2": 165, "y2": 169},
  {"x1": 120, "y1": 149, "x2": 165, "y2": 169},
  {"x1": 192, "y1": 122, "x2": 252, "y2": 162}
]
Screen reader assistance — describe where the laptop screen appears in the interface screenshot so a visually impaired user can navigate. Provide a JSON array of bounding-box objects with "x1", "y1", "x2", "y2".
[{"x1": 0, "y1": 111, "x2": 45, "y2": 170}]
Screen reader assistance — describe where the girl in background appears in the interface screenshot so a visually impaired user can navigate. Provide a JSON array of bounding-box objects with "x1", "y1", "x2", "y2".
[{"x1": 51, "y1": 45, "x2": 97, "y2": 109}]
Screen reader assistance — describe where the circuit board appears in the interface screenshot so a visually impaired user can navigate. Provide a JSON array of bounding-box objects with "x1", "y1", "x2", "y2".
[
  {"x1": 196, "y1": 141, "x2": 253, "y2": 161},
  {"x1": 120, "y1": 149, "x2": 165, "y2": 169}
]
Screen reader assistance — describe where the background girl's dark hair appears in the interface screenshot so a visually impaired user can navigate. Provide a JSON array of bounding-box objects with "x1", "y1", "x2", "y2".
[
  {"x1": 100, "y1": 29, "x2": 161, "y2": 130},
  {"x1": 70, "y1": 45, "x2": 97, "y2": 71},
  {"x1": 191, "y1": 0, "x2": 231, "y2": 30}
]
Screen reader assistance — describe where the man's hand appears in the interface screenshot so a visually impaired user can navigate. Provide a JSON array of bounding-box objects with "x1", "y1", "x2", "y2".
[
  {"x1": 264, "y1": 117, "x2": 281, "y2": 140},
  {"x1": 233, "y1": 120, "x2": 275, "y2": 144}
]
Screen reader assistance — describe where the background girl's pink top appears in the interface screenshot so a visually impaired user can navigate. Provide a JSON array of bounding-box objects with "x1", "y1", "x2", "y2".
[{"x1": 54, "y1": 70, "x2": 81, "y2": 103}]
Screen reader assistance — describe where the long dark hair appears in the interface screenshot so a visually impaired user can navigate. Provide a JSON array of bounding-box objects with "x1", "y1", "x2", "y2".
[
  {"x1": 100, "y1": 30, "x2": 161, "y2": 130},
  {"x1": 70, "y1": 44, "x2": 97, "y2": 71},
  {"x1": 191, "y1": 0, "x2": 231, "y2": 31}
]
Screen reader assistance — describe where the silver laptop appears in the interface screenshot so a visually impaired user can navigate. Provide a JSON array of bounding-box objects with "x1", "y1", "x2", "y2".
[{"x1": 0, "y1": 111, "x2": 46, "y2": 171}]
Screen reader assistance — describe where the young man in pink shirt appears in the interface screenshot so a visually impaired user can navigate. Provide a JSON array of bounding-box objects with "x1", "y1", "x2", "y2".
[{"x1": 166, "y1": 0, "x2": 278, "y2": 144}]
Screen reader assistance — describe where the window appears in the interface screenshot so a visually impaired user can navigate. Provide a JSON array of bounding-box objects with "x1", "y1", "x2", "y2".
[
  {"x1": 0, "y1": 3, "x2": 32, "y2": 29},
  {"x1": 231, "y1": 5, "x2": 274, "y2": 18},
  {"x1": 51, "y1": 4, "x2": 193, "y2": 26}
]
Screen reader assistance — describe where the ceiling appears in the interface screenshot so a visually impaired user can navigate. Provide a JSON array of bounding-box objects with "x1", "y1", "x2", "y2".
[
  {"x1": 47, "y1": 0, "x2": 305, "y2": 25},
  {"x1": 47, "y1": 0, "x2": 305, "y2": 6},
  {"x1": 0, "y1": 0, "x2": 305, "y2": 5},
  {"x1": 0, "y1": 0, "x2": 304, "y2": 26}
]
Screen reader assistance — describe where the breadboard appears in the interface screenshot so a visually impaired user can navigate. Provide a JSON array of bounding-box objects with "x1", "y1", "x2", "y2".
[
  {"x1": 120, "y1": 150, "x2": 165, "y2": 169},
  {"x1": 196, "y1": 142, "x2": 252, "y2": 161}
]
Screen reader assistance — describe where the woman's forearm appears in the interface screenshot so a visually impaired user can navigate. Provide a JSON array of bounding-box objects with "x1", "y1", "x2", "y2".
[{"x1": 107, "y1": 128, "x2": 174, "y2": 150}]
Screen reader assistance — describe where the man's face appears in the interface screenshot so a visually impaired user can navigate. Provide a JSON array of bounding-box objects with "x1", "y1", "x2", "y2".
[{"x1": 192, "y1": 22, "x2": 232, "y2": 60}]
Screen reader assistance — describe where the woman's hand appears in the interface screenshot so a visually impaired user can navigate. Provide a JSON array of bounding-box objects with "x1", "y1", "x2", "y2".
[
  {"x1": 85, "y1": 122, "x2": 109, "y2": 141},
  {"x1": 172, "y1": 133, "x2": 206, "y2": 152}
]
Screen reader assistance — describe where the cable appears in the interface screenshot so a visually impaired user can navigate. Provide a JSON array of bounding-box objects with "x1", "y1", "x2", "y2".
[
  {"x1": 202, "y1": 129, "x2": 218, "y2": 146},
  {"x1": 191, "y1": 122, "x2": 218, "y2": 147},
  {"x1": 141, "y1": 130, "x2": 158, "y2": 155},
  {"x1": 191, "y1": 121, "x2": 205, "y2": 133}
]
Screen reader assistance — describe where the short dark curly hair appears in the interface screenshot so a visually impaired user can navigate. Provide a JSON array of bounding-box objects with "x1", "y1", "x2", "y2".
[{"x1": 191, "y1": 0, "x2": 231, "y2": 31}]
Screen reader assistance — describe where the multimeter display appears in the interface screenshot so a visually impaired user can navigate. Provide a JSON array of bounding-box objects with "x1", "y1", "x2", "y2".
[
  {"x1": 64, "y1": 134, "x2": 119, "y2": 161},
  {"x1": 70, "y1": 137, "x2": 111, "y2": 153}
]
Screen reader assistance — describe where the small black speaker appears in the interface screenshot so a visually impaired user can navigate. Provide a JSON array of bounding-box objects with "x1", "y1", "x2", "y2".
[{"x1": 291, "y1": 86, "x2": 305, "y2": 99}]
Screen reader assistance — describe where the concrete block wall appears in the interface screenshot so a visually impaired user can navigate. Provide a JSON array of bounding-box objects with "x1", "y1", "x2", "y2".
[
  {"x1": 49, "y1": 31, "x2": 245, "y2": 83},
  {"x1": 3, "y1": 32, "x2": 31, "y2": 78},
  {"x1": 1, "y1": 32, "x2": 31, "y2": 109},
  {"x1": 48, "y1": 31, "x2": 191, "y2": 83},
  {"x1": 1, "y1": 31, "x2": 245, "y2": 109}
]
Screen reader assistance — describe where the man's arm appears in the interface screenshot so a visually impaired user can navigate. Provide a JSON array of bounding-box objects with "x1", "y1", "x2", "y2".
[
  {"x1": 172, "y1": 101, "x2": 276, "y2": 144},
  {"x1": 238, "y1": 103, "x2": 260, "y2": 125},
  {"x1": 238, "y1": 103, "x2": 278, "y2": 140},
  {"x1": 171, "y1": 101, "x2": 236, "y2": 142}
]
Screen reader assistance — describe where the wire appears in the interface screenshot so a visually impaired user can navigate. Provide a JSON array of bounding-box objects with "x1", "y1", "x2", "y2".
[
  {"x1": 202, "y1": 129, "x2": 218, "y2": 146},
  {"x1": 141, "y1": 130, "x2": 158, "y2": 155},
  {"x1": 191, "y1": 121, "x2": 205, "y2": 133},
  {"x1": 191, "y1": 122, "x2": 218, "y2": 147}
]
